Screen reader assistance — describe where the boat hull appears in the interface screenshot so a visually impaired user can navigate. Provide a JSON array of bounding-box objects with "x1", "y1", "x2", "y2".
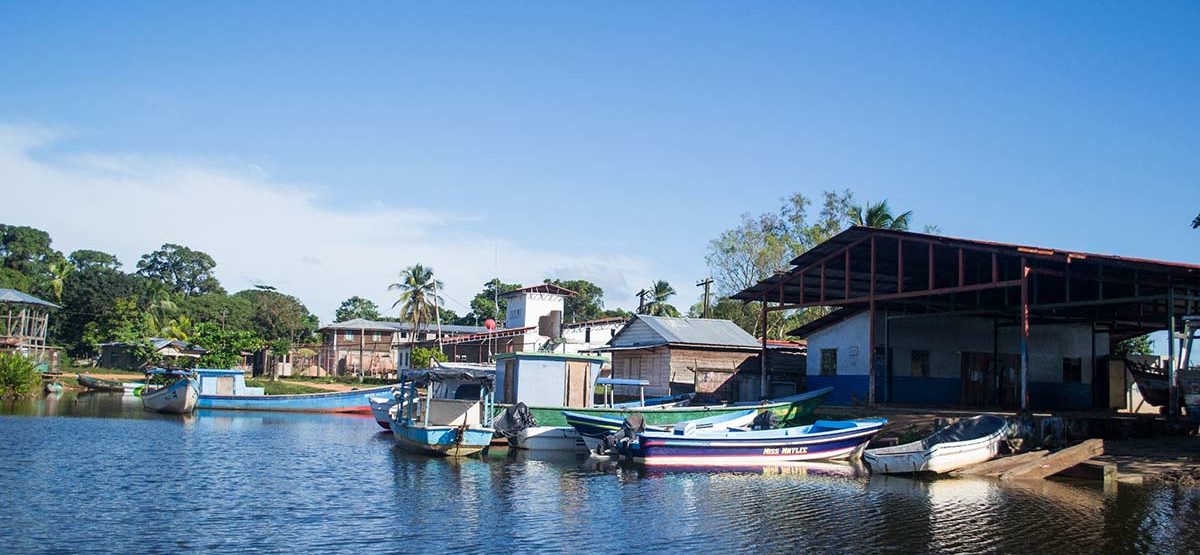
[
  {"x1": 198, "y1": 384, "x2": 395, "y2": 413},
  {"x1": 390, "y1": 423, "x2": 494, "y2": 457},
  {"x1": 864, "y1": 415, "x2": 1008, "y2": 474},
  {"x1": 523, "y1": 387, "x2": 832, "y2": 428},
  {"x1": 142, "y1": 379, "x2": 198, "y2": 414},
  {"x1": 368, "y1": 396, "x2": 397, "y2": 430},
  {"x1": 633, "y1": 420, "x2": 884, "y2": 466},
  {"x1": 510, "y1": 426, "x2": 587, "y2": 451}
]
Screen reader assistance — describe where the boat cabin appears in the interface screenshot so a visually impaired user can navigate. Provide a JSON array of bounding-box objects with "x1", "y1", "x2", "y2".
[
  {"x1": 195, "y1": 368, "x2": 263, "y2": 396},
  {"x1": 398, "y1": 367, "x2": 494, "y2": 428},
  {"x1": 494, "y1": 352, "x2": 605, "y2": 407}
]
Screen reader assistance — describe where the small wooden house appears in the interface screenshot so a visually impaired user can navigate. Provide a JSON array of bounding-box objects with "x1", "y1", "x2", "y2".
[
  {"x1": 98, "y1": 338, "x2": 206, "y2": 370},
  {"x1": 592, "y1": 315, "x2": 779, "y2": 401}
]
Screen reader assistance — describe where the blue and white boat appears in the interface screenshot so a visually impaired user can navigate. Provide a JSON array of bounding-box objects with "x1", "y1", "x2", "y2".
[
  {"x1": 629, "y1": 418, "x2": 887, "y2": 466},
  {"x1": 141, "y1": 369, "x2": 198, "y2": 414},
  {"x1": 563, "y1": 408, "x2": 762, "y2": 454},
  {"x1": 194, "y1": 368, "x2": 393, "y2": 413},
  {"x1": 389, "y1": 368, "x2": 496, "y2": 457}
]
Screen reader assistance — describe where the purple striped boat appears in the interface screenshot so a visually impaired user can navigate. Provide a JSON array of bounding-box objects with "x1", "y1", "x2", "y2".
[{"x1": 630, "y1": 418, "x2": 887, "y2": 466}]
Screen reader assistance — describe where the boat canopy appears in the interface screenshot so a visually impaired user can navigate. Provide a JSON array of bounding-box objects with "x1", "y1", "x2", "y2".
[
  {"x1": 144, "y1": 368, "x2": 193, "y2": 376},
  {"x1": 401, "y1": 368, "x2": 495, "y2": 387}
]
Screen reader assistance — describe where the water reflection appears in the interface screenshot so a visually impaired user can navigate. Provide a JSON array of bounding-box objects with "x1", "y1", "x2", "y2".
[{"x1": 0, "y1": 394, "x2": 1197, "y2": 554}]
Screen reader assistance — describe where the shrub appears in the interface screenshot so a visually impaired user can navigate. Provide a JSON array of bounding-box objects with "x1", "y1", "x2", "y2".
[
  {"x1": 0, "y1": 353, "x2": 41, "y2": 399},
  {"x1": 411, "y1": 347, "x2": 447, "y2": 369}
]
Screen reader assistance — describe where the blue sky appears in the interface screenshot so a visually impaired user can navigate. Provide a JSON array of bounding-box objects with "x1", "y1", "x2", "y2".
[{"x1": 1, "y1": 2, "x2": 1198, "y2": 326}]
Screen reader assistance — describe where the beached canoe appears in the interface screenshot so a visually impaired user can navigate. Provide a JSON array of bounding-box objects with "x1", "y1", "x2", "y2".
[
  {"x1": 142, "y1": 375, "x2": 198, "y2": 414},
  {"x1": 863, "y1": 415, "x2": 1008, "y2": 475},
  {"x1": 198, "y1": 384, "x2": 395, "y2": 413},
  {"x1": 629, "y1": 418, "x2": 886, "y2": 466},
  {"x1": 77, "y1": 374, "x2": 145, "y2": 393}
]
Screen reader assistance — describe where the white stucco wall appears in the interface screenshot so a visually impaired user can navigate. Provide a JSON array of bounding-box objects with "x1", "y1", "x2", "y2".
[
  {"x1": 504, "y1": 293, "x2": 564, "y2": 330},
  {"x1": 804, "y1": 312, "x2": 1110, "y2": 382}
]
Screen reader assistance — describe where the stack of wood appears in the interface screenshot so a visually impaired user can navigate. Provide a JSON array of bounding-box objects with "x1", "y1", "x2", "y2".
[{"x1": 953, "y1": 439, "x2": 1114, "y2": 483}]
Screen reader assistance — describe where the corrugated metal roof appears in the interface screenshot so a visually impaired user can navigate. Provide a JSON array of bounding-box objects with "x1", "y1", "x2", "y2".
[
  {"x1": 613, "y1": 314, "x2": 761, "y2": 349},
  {"x1": 0, "y1": 288, "x2": 59, "y2": 308},
  {"x1": 318, "y1": 318, "x2": 492, "y2": 334}
]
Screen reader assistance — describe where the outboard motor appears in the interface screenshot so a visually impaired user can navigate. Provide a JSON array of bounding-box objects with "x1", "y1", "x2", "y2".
[
  {"x1": 751, "y1": 410, "x2": 778, "y2": 431},
  {"x1": 490, "y1": 402, "x2": 537, "y2": 439},
  {"x1": 594, "y1": 413, "x2": 646, "y2": 457}
]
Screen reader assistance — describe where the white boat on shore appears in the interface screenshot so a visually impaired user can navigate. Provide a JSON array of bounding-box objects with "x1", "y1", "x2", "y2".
[{"x1": 863, "y1": 415, "x2": 1009, "y2": 475}]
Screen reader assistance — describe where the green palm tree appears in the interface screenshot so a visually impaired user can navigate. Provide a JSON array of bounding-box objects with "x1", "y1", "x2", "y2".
[
  {"x1": 46, "y1": 259, "x2": 72, "y2": 303},
  {"x1": 388, "y1": 264, "x2": 444, "y2": 340},
  {"x1": 162, "y1": 314, "x2": 193, "y2": 341},
  {"x1": 645, "y1": 280, "x2": 680, "y2": 317},
  {"x1": 848, "y1": 199, "x2": 912, "y2": 230}
]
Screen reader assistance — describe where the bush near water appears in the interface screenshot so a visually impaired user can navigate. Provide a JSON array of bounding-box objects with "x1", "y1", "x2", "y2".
[{"x1": 0, "y1": 354, "x2": 41, "y2": 399}]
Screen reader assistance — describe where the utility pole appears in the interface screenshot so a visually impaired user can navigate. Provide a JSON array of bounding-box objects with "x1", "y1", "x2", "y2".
[
  {"x1": 636, "y1": 289, "x2": 650, "y2": 314},
  {"x1": 696, "y1": 277, "x2": 713, "y2": 318}
]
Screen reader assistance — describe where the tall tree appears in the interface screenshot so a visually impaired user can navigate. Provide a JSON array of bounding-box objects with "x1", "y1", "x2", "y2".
[
  {"x1": 0, "y1": 224, "x2": 64, "y2": 297},
  {"x1": 644, "y1": 280, "x2": 680, "y2": 317},
  {"x1": 848, "y1": 199, "x2": 912, "y2": 230},
  {"x1": 136, "y1": 243, "x2": 224, "y2": 296},
  {"x1": 233, "y1": 288, "x2": 318, "y2": 343},
  {"x1": 388, "y1": 264, "x2": 444, "y2": 337},
  {"x1": 468, "y1": 278, "x2": 520, "y2": 323},
  {"x1": 544, "y1": 278, "x2": 604, "y2": 322},
  {"x1": 56, "y1": 264, "x2": 146, "y2": 355},
  {"x1": 335, "y1": 296, "x2": 382, "y2": 322},
  {"x1": 68, "y1": 249, "x2": 122, "y2": 272}
]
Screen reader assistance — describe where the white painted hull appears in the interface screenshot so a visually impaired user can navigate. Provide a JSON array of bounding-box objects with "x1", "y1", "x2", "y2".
[
  {"x1": 141, "y1": 379, "x2": 198, "y2": 414},
  {"x1": 512, "y1": 426, "x2": 587, "y2": 452},
  {"x1": 864, "y1": 416, "x2": 1007, "y2": 475}
]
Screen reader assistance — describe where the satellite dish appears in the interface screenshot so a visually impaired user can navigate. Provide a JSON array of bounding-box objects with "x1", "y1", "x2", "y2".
[{"x1": 484, "y1": 318, "x2": 497, "y2": 331}]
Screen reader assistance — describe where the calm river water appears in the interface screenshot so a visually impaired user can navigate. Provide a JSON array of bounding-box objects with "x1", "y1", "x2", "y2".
[{"x1": 1, "y1": 392, "x2": 1197, "y2": 554}]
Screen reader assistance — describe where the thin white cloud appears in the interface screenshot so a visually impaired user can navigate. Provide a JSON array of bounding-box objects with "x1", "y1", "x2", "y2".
[{"x1": 0, "y1": 124, "x2": 654, "y2": 322}]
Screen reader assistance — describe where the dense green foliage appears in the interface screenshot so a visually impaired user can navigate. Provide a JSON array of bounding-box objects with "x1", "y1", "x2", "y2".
[
  {"x1": 1112, "y1": 334, "x2": 1154, "y2": 357},
  {"x1": 0, "y1": 353, "x2": 41, "y2": 399},
  {"x1": 465, "y1": 278, "x2": 520, "y2": 323},
  {"x1": 2, "y1": 223, "x2": 318, "y2": 369},
  {"x1": 334, "y1": 296, "x2": 382, "y2": 322},
  {"x1": 703, "y1": 190, "x2": 931, "y2": 338},
  {"x1": 410, "y1": 346, "x2": 448, "y2": 368},
  {"x1": 193, "y1": 322, "x2": 263, "y2": 368}
]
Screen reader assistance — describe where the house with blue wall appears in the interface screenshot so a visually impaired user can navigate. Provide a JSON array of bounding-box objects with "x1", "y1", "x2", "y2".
[{"x1": 732, "y1": 226, "x2": 1200, "y2": 413}]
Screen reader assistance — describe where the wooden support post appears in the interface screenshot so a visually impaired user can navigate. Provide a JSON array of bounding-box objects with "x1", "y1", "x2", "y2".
[
  {"x1": 958, "y1": 247, "x2": 965, "y2": 287},
  {"x1": 760, "y1": 298, "x2": 769, "y2": 399},
  {"x1": 897, "y1": 239, "x2": 904, "y2": 294},
  {"x1": 820, "y1": 262, "x2": 826, "y2": 304},
  {"x1": 992, "y1": 252, "x2": 999, "y2": 283},
  {"x1": 1168, "y1": 279, "x2": 1178, "y2": 417},
  {"x1": 927, "y1": 242, "x2": 935, "y2": 290},
  {"x1": 844, "y1": 247, "x2": 851, "y2": 299},
  {"x1": 868, "y1": 299, "x2": 876, "y2": 405},
  {"x1": 1020, "y1": 258, "x2": 1030, "y2": 411},
  {"x1": 799, "y1": 272, "x2": 805, "y2": 305}
]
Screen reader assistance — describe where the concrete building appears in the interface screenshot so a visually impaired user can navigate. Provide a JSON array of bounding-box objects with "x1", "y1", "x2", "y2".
[{"x1": 733, "y1": 226, "x2": 1200, "y2": 412}]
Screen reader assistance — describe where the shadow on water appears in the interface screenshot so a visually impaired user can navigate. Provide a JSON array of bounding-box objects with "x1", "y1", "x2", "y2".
[{"x1": 1, "y1": 393, "x2": 1198, "y2": 554}]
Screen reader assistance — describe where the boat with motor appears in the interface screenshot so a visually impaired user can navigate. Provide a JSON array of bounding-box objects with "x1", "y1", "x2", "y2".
[
  {"x1": 626, "y1": 417, "x2": 886, "y2": 466},
  {"x1": 389, "y1": 367, "x2": 496, "y2": 457},
  {"x1": 494, "y1": 378, "x2": 695, "y2": 452},
  {"x1": 140, "y1": 368, "x2": 198, "y2": 414},
  {"x1": 564, "y1": 408, "x2": 762, "y2": 455},
  {"x1": 553, "y1": 386, "x2": 835, "y2": 452},
  {"x1": 863, "y1": 415, "x2": 1009, "y2": 475},
  {"x1": 370, "y1": 362, "x2": 492, "y2": 431}
]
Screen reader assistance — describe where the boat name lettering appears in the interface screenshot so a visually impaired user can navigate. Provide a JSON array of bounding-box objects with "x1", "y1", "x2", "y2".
[{"x1": 762, "y1": 447, "x2": 807, "y2": 455}]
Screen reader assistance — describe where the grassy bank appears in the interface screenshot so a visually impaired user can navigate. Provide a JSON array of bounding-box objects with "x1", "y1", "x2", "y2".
[{"x1": 245, "y1": 379, "x2": 327, "y2": 395}]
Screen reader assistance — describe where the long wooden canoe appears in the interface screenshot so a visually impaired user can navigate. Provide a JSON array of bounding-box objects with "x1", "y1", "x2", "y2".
[
  {"x1": 197, "y1": 384, "x2": 396, "y2": 413},
  {"x1": 520, "y1": 386, "x2": 833, "y2": 428}
]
